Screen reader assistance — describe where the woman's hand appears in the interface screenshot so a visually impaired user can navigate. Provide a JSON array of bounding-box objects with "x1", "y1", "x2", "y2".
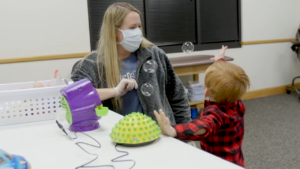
[
  {"x1": 154, "y1": 109, "x2": 177, "y2": 137},
  {"x1": 114, "y1": 78, "x2": 138, "y2": 98},
  {"x1": 211, "y1": 45, "x2": 228, "y2": 61}
]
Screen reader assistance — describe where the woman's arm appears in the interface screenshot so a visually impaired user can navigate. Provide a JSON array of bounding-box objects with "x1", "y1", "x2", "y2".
[
  {"x1": 97, "y1": 79, "x2": 138, "y2": 100},
  {"x1": 71, "y1": 57, "x2": 100, "y2": 88},
  {"x1": 71, "y1": 59, "x2": 138, "y2": 101},
  {"x1": 71, "y1": 57, "x2": 116, "y2": 101},
  {"x1": 96, "y1": 88, "x2": 116, "y2": 101}
]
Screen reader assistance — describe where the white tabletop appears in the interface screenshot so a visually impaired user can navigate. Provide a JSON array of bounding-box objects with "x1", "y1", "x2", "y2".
[{"x1": 0, "y1": 111, "x2": 243, "y2": 169}]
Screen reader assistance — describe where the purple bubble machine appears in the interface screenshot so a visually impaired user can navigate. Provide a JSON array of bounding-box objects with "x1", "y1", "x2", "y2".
[{"x1": 60, "y1": 79, "x2": 108, "y2": 132}]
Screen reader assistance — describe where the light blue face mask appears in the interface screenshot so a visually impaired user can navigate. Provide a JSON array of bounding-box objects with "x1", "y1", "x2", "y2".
[{"x1": 117, "y1": 28, "x2": 143, "y2": 52}]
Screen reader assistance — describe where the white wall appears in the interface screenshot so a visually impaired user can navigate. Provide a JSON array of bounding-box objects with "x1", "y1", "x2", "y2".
[
  {"x1": 241, "y1": 0, "x2": 299, "y2": 41},
  {"x1": 0, "y1": 0, "x2": 89, "y2": 82},
  {"x1": 0, "y1": 0, "x2": 300, "y2": 91},
  {"x1": 0, "y1": 0, "x2": 90, "y2": 58}
]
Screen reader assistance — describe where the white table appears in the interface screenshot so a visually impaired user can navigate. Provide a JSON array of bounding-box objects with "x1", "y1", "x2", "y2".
[{"x1": 0, "y1": 111, "x2": 243, "y2": 169}]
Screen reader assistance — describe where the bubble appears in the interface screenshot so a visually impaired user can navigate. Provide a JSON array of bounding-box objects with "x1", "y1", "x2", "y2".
[
  {"x1": 141, "y1": 83, "x2": 154, "y2": 96},
  {"x1": 143, "y1": 60, "x2": 158, "y2": 73},
  {"x1": 182, "y1": 41, "x2": 194, "y2": 53}
]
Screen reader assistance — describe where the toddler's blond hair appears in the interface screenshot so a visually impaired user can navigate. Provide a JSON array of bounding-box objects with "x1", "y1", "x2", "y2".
[{"x1": 205, "y1": 61, "x2": 250, "y2": 103}]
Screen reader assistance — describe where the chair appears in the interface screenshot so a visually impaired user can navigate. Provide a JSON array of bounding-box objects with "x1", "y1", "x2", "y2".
[{"x1": 286, "y1": 41, "x2": 300, "y2": 101}]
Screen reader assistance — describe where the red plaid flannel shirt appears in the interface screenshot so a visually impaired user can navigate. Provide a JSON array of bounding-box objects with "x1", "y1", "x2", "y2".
[{"x1": 174, "y1": 58, "x2": 245, "y2": 167}]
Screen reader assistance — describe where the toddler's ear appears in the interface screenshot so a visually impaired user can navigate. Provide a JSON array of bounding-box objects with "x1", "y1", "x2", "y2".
[{"x1": 205, "y1": 88, "x2": 209, "y2": 97}]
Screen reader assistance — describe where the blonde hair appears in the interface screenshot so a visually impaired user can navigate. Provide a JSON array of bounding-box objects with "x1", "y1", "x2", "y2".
[
  {"x1": 205, "y1": 61, "x2": 250, "y2": 103},
  {"x1": 94, "y1": 2, "x2": 153, "y2": 110}
]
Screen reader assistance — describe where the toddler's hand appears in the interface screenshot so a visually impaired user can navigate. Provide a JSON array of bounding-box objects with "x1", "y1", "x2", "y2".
[
  {"x1": 154, "y1": 109, "x2": 177, "y2": 137},
  {"x1": 211, "y1": 45, "x2": 228, "y2": 61}
]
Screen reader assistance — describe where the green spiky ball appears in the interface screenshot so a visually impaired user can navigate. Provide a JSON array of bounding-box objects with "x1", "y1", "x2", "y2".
[{"x1": 110, "y1": 112, "x2": 161, "y2": 144}]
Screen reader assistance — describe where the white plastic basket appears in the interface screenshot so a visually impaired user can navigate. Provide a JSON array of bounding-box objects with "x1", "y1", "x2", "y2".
[{"x1": 0, "y1": 80, "x2": 69, "y2": 126}]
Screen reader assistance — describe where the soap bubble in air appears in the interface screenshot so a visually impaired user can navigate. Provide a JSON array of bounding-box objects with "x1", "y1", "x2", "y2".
[
  {"x1": 143, "y1": 60, "x2": 158, "y2": 73},
  {"x1": 141, "y1": 83, "x2": 154, "y2": 97},
  {"x1": 182, "y1": 41, "x2": 194, "y2": 53}
]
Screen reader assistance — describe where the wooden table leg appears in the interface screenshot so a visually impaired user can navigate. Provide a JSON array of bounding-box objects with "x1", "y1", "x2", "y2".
[{"x1": 193, "y1": 74, "x2": 199, "y2": 81}]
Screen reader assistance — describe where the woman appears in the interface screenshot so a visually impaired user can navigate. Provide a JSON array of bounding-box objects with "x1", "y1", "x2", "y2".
[{"x1": 71, "y1": 2, "x2": 191, "y2": 125}]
